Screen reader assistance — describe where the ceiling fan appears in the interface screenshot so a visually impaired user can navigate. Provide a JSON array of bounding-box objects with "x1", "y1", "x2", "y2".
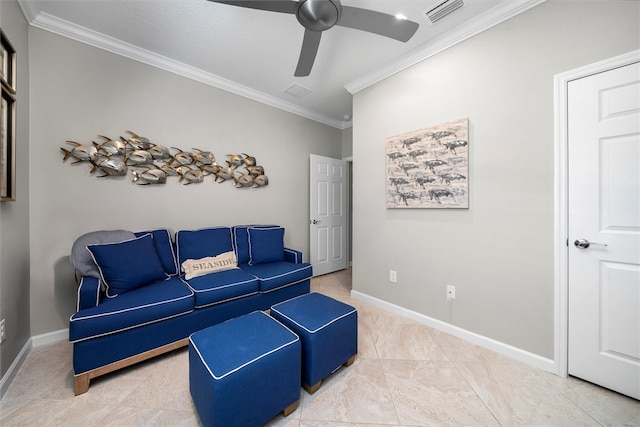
[{"x1": 208, "y1": 0, "x2": 420, "y2": 77}]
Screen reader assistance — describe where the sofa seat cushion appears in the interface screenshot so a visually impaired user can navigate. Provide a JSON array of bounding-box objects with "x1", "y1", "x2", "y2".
[
  {"x1": 69, "y1": 277, "x2": 194, "y2": 342},
  {"x1": 239, "y1": 262, "x2": 312, "y2": 293},
  {"x1": 182, "y1": 268, "x2": 259, "y2": 308}
]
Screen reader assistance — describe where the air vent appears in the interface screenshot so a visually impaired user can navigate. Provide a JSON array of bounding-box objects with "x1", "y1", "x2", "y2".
[
  {"x1": 284, "y1": 83, "x2": 312, "y2": 99},
  {"x1": 425, "y1": 0, "x2": 464, "y2": 24}
]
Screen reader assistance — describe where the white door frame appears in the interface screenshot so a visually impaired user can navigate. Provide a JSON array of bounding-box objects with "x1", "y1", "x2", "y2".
[
  {"x1": 309, "y1": 154, "x2": 348, "y2": 276},
  {"x1": 553, "y1": 49, "x2": 640, "y2": 378},
  {"x1": 344, "y1": 156, "x2": 353, "y2": 268}
]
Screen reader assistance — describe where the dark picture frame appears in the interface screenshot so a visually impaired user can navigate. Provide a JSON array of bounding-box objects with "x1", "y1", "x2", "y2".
[{"x1": 1, "y1": 29, "x2": 16, "y2": 201}]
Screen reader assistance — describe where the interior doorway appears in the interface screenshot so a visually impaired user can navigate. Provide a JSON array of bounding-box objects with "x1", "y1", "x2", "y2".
[
  {"x1": 554, "y1": 50, "x2": 640, "y2": 399},
  {"x1": 346, "y1": 157, "x2": 353, "y2": 268},
  {"x1": 309, "y1": 154, "x2": 348, "y2": 276}
]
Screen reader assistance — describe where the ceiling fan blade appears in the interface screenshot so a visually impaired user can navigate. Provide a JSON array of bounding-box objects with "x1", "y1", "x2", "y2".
[
  {"x1": 207, "y1": 0, "x2": 297, "y2": 14},
  {"x1": 294, "y1": 29, "x2": 322, "y2": 77},
  {"x1": 338, "y1": 6, "x2": 419, "y2": 42}
]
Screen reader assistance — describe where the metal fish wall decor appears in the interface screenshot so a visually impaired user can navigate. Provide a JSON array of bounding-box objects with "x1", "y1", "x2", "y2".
[{"x1": 59, "y1": 130, "x2": 269, "y2": 188}]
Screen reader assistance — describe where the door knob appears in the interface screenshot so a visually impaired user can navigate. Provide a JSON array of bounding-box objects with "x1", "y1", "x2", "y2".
[
  {"x1": 311, "y1": 219, "x2": 320, "y2": 224},
  {"x1": 574, "y1": 238, "x2": 608, "y2": 249}
]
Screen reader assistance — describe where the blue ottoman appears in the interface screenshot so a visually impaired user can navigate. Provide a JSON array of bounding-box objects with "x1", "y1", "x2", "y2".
[
  {"x1": 189, "y1": 311, "x2": 301, "y2": 427},
  {"x1": 271, "y1": 292, "x2": 357, "y2": 394}
]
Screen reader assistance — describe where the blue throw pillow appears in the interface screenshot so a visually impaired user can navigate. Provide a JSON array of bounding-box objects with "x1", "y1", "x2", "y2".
[
  {"x1": 135, "y1": 229, "x2": 178, "y2": 276},
  {"x1": 88, "y1": 233, "x2": 168, "y2": 297},
  {"x1": 248, "y1": 227, "x2": 285, "y2": 265},
  {"x1": 232, "y1": 225, "x2": 278, "y2": 265}
]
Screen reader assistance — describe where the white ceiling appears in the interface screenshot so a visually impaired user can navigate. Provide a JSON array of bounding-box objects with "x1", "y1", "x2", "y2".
[{"x1": 18, "y1": 0, "x2": 545, "y2": 128}]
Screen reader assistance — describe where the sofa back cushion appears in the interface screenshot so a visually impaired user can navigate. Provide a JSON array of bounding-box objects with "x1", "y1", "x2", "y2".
[
  {"x1": 134, "y1": 229, "x2": 179, "y2": 276},
  {"x1": 88, "y1": 233, "x2": 168, "y2": 297},
  {"x1": 232, "y1": 225, "x2": 278, "y2": 264},
  {"x1": 71, "y1": 230, "x2": 137, "y2": 279},
  {"x1": 176, "y1": 227, "x2": 234, "y2": 273},
  {"x1": 248, "y1": 226, "x2": 286, "y2": 265}
]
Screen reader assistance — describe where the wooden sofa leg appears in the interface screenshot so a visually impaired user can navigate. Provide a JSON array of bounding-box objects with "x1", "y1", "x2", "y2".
[
  {"x1": 74, "y1": 374, "x2": 90, "y2": 396},
  {"x1": 344, "y1": 354, "x2": 356, "y2": 367},
  {"x1": 303, "y1": 380, "x2": 322, "y2": 394},
  {"x1": 282, "y1": 400, "x2": 299, "y2": 416}
]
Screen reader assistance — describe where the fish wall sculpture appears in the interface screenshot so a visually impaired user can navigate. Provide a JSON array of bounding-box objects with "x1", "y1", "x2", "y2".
[{"x1": 60, "y1": 130, "x2": 269, "y2": 188}]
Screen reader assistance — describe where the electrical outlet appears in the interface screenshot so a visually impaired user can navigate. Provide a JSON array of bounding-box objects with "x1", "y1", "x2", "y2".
[
  {"x1": 389, "y1": 270, "x2": 397, "y2": 283},
  {"x1": 446, "y1": 285, "x2": 456, "y2": 299},
  {"x1": 0, "y1": 319, "x2": 6, "y2": 344}
]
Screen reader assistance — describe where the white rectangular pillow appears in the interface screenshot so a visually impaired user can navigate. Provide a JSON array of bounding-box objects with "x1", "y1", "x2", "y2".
[{"x1": 182, "y1": 251, "x2": 238, "y2": 280}]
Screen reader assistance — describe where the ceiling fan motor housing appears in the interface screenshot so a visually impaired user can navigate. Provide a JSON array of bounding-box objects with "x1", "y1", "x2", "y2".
[
  {"x1": 296, "y1": 0, "x2": 342, "y2": 32},
  {"x1": 208, "y1": 0, "x2": 419, "y2": 77}
]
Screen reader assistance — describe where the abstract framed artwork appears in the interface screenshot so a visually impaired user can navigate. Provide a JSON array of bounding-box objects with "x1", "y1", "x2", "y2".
[{"x1": 386, "y1": 117, "x2": 469, "y2": 209}]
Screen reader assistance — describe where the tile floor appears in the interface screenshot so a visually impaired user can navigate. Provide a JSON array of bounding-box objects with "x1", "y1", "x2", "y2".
[{"x1": 1, "y1": 269, "x2": 638, "y2": 426}]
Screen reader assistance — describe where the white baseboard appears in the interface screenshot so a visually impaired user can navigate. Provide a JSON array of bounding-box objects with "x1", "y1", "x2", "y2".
[
  {"x1": 0, "y1": 338, "x2": 31, "y2": 399},
  {"x1": 31, "y1": 328, "x2": 68, "y2": 348},
  {"x1": 0, "y1": 329, "x2": 68, "y2": 399},
  {"x1": 351, "y1": 290, "x2": 556, "y2": 374}
]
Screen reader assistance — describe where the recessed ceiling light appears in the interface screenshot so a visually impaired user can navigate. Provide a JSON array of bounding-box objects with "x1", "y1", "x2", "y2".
[{"x1": 395, "y1": 13, "x2": 408, "y2": 20}]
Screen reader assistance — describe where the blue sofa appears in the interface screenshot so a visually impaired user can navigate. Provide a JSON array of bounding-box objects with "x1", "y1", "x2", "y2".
[{"x1": 68, "y1": 225, "x2": 312, "y2": 395}]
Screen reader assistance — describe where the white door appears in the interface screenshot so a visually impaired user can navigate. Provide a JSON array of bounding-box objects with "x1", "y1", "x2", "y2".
[
  {"x1": 567, "y1": 61, "x2": 640, "y2": 399},
  {"x1": 310, "y1": 154, "x2": 347, "y2": 276}
]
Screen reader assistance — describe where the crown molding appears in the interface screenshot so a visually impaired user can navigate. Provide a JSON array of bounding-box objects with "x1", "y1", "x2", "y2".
[
  {"x1": 18, "y1": 5, "x2": 348, "y2": 129},
  {"x1": 17, "y1": 0, "x2": 38, "y2": 23},
  {"x1": 345, "y1": 0, "x2": 547, "y2": 95},
  {"x1": 17, "y1": 0, "x2": 544, "y2": 130}
]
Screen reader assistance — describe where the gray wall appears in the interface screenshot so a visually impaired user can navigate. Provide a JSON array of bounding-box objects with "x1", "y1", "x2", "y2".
[
  {"x1": 341, "y1": 127, "x2": 353, "y2": 158},
  {"x1": 0, "y1": 0, "x2": 31, "y2": 378},
  {"x1": 28, "y1": 29, "x2": 342, "y2": 336},
  {"x1": 352, "y1": 0, "x2": 639, "y2": 359}
]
